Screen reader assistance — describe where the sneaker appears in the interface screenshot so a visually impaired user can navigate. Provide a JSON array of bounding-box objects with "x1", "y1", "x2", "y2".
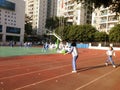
[
  {"x1": 105, "y1": 63, "x2": 108, "y2": 66},
  {"x1": 72, "y1": 71, "x2": 77, "y2": 73},
  {"x1": 113, "y1": 65, "x2": 116, "y2": 68}
]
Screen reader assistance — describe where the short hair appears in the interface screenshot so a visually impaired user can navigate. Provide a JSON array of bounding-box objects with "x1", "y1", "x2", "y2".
[
  {"x1": 71, "y1": 42, "x2": 76, "y2": 46},
  {"x1": 110, "y1": 46, "x2": 113, "y2": 50}
]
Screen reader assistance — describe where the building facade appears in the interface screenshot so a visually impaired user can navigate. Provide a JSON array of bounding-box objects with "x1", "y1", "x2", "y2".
[
  {"x1": 57, "y1": 0, "x2": 65, "y2": 17},
  {"x1": 57, "y1": 0, "x2": 92, "y2": 25},
  {"x1": 25, "y1": 0, "x2": 48, "y2": 35},
  {"x1": 0, "y1": 0, "x2": 25, "y2": 45},
  {"x1": 92, "y1": 7, "x2": 120, "y2": 33},
  {"x1": 47, "y1": 0, "x2": 57, "y2": 18},
  {"x1": 25, "y1": 0, "x2": 58, "y2": 35}
]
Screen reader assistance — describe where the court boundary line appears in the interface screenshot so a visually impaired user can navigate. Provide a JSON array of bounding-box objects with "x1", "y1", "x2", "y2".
[
  {"x1": 0, "y1": 63, "x2": 71, "y2": 80},
  {"x1": 0, "y1": 54, "x2": 106, "y2": 72},
  {"x1": 75, "y1": 67, "x2": 120, "y2": 90},
  {"x1": 14, "y1": 66, "x2": 119, "y2": 90},
  {"x1": 0, "y1": 57, "x2": 106, "y2": 80},
  {"x1": 1, "y1": 50, "x2": 119, "y2": 90},
  {"x1": 0, "y1": 60, "x2": 70, "y2": 72},
  {"x1": 14, "y1": 72, "x2": 72, "y2": 90}
]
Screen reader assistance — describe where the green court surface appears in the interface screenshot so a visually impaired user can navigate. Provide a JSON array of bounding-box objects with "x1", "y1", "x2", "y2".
[{"x1": 0, "y1": 46, "x2": 57, "y2": 57}]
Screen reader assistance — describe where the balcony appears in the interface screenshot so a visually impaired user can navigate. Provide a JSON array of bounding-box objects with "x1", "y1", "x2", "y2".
[
  {"x1": 67, "y1": 9, "x2": 74, "y2": 12},
  {"x1": 67, "y1": 3, "x2": 74, "y2": 7},
  {"x1": 67, "y1": 19, "x2": 73, "y2": 22}
]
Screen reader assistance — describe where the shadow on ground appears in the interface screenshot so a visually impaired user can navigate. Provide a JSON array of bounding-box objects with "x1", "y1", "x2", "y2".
[{"x1": 77, "y1": 63, "x2": 120, "y2": 73}]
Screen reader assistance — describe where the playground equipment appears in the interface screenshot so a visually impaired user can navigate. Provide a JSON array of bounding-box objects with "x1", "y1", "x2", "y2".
[
  {"x1": 47, "y1": 31, "x2": 62, "y2": 41},
  {"x1": 46, "y1": 31, "x2": 62, "y2": 49}
]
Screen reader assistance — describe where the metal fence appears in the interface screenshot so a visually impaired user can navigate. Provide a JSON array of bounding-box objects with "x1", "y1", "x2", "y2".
[{"x1": 76, "y1": 42, "x2": 120, "y2": 48}]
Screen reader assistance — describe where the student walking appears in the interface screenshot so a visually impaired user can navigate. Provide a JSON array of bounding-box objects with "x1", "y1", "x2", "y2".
[
  {"x1": 105, "y1": 46, "x2": 116, "y2": 68},
  {"x1": 42, "y1": 42, "x2": 49, "y2": 52},
  {"x1": 65, "y1": 41, "x2": 79, "y2": 73}
]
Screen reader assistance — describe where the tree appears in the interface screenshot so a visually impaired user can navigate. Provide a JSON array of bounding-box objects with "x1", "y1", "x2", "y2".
[
  {"x1": 25, "y1": 15, "x2": 33, "y2": 35},
  {"x1": 45, "y1": 16, "x2": 59, "y2": 30},
  {"x1": 77, "y1": 25, "x2": 97, "y2": 42},
  {"x1": 109, "y1": 24, "x2": 120, "y2": 42},
  {"x1": 94, "y1": 31, "x2": 108, "y2": 42},
  {"x1": 45, "y1": 16, "x2": 67, "y2": 30},
  {"x1": 73, "y1": 0, "x2": 120, "y2": 14},
  {"x1": 55, "y1": 24, "x2": 97, "y2": 42}
]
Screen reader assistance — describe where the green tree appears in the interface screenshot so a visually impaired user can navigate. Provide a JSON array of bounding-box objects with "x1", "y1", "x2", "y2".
[
  {"x1": 25, "y1": 23, "x2": 32, "y2": 35},
  {"x1": 25, "y1": 15, "x2": 33, "y2": 35},
  {"x1": 45, "y1": 17, "x2": 58, "y2": 30},
  {"x1": 109, "y1": 24, "x2": 120, "y2": 42},
  {"x1": 94, "y1": 31, "x2": 108, "y2": 42},
  {"x1": 55, "y1": 24, "x2": 97, "y2": 42},
  {"x1": 77, "y1": 25, "x2": 97, "y2": 42},
  {"x1": 45, "y1": 16, "x2": 67, "y2": 30},
  {"x1": 74, "y1": 0, "x2": 120, "y2": 14}
]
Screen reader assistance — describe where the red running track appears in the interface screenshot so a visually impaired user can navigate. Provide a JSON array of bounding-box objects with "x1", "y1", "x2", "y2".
[{"x1": 0, "y1": 49, "x2": 120, "y2": 90}]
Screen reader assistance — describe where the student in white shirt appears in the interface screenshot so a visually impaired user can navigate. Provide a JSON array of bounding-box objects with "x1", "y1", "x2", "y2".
[
  {"x1": 105, "y1": 46, "x2": 116, "y2": 68},
  {"x1": 65, "y1": 41, "x2": 79, "y2": 73}
]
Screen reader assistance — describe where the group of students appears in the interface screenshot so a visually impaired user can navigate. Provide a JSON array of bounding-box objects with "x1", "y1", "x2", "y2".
[{"x1": 65, "y1": 41, "x2": 116, "y2": 73}]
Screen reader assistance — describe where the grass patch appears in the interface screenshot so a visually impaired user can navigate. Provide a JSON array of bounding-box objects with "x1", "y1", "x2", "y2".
[{"x1": 0, "y1": 46, "x2": 57, "y2": 57}]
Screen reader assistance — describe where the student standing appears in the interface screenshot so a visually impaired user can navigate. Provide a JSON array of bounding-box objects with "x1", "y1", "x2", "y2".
[
  {"x1": 42, "y1": 42, "x2": 49, "y2": 52},
  {"x1": 65, "y1": 41, "x2": 79, "y2": 73},
  {"x1": 105, "y1": 46, "x2": 116, "y2": 68}
]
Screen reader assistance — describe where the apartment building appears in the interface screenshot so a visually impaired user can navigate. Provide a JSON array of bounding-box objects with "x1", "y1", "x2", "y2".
[
  {"x1": 57, "y1": 0, "x2": 65, "y2": 17},
  {"x1": 47, "y1": 0, "x2": 57, "y2": 18},
  {"x1": 25, "y1": 0, "x2": 59, "y2": 35},
  {"x1": 25, "y1": 0, "x2": 50, "y2": 35},
  {"x1": 92, "y1": 7, "x2": 119, "y2": 33},
  {"x1": 25, "y1": 0, "x2": 34, "y2": 22},
  {"x1": 57, "y1": 0, "x2": 92, "y2": 25},
  {"x1": 0, "y1": 0, "x2": 25, "y2": 45}
]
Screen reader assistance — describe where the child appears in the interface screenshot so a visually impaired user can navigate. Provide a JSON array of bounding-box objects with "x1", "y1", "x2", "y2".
[
  {"x1": 65, "y1": 41, "x2": 79, "y2": 73},
  {"x1": 105, "y1": 46, "x2": 116, "y2": 68}
]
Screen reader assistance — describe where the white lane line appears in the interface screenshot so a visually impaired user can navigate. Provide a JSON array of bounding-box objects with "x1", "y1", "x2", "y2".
[
  {"x1": 14, "y1": 72, "x2": 72, "y2": 90},
  {"x1": 14, "y1": 63, "x2": 106, "y2": 90},
  {"x1": 0, "y1": 64, "x2": 71, "y2": 80},
  {"x1": 0, "y1": 56, "x2": 105, "y2": 80},
  {"x1": 75, "y1": 67, "x2": 119, "y2": 90},
  {"x1": 0, "y1": 60, "x2": 69, "y2": 72}
]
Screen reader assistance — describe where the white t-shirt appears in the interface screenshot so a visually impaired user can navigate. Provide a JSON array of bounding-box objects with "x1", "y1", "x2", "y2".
[
  {"x1": 106, "y1": 50, "x2": 115, "y2": 56},
  {"x1": 70, "y1": 46, "x2": 78, "y2": 57}
]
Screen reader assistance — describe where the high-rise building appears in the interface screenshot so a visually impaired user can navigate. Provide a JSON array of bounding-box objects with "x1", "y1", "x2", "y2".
[
  {"x1": 0, "y1": 0, "x2": 25, "y2": 45},
  {"x1": 57, "y1": 0, "x2": 65, "y2": 17},
  {"x1": 47, "y1": 0, "x2": 57, "y2": 18},
  {"x1": 57, "y1": 0, "x2": 92, "y2": 25},
  {"x1": 25, "y1": 0, "x2": 48, "y2": 35},
  {"x1": 92, "y1": 7, "x2": 120, "y2": 33},
  {"x1": 25, "y1": 0, "x2": 57, "y2": 35},
  {"x1": 25, "y1": 0, "x2": 58, "y2": 35}
]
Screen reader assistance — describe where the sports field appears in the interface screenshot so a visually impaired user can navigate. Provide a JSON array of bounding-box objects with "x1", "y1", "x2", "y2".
[
  {"x1": 0, "y1": 46, "x2": 56, "y2": 57},
  {"x1": 0, "y1": 48, "x2": 120, "y2": 90}
]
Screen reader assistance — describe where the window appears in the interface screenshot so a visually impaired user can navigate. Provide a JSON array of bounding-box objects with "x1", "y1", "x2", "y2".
[
  {"x1": 6, "y1": 26, "x2": 21, "y2": 34},
  {"x1": 6, "y1": 35, "x2": 20, "y2": 41},
  {"x1": 0, "y1": 0, "x2": 15, "y2": 11},
  {"x1": 101, "y1": 10, "x2": 107, "y2": 15},
  {"x1": 5, "y1": 18, "x2": 7, "y2": 21},
  {"x1": 0, "y1": 25, "x2": 2, "y2": 32}
]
